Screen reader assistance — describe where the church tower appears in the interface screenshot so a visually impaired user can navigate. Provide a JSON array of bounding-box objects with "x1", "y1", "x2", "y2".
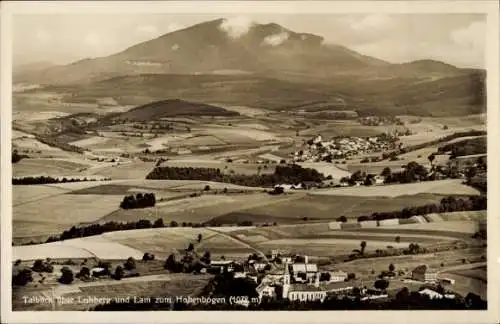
[{"x1": 282, "y1": 261, "x2": 291, "y2": 299}]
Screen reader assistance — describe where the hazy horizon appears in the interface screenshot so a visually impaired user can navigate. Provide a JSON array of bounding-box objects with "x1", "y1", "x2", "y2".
[{"x1": 13, "y1": 13, "x2": 486, "y2": 69}]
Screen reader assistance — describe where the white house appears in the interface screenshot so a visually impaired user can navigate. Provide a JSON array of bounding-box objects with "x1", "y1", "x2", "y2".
[
  {"x1": 253, "y1": 262, "x2": 268, "y2": 272},
  {"x1": 329, "y1": 270, "x2": 348, "y2": 282}
]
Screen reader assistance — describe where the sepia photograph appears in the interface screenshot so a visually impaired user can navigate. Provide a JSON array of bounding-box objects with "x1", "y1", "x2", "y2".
[{"x1": 1, "y1": 1, "x2": 499, "y2": 323}]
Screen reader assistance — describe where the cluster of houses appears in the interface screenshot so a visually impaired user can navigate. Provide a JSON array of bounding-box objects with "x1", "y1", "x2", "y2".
[
  {"x1": 357, "y1": 116, "x2": 404, "y2": 126},
  {"x1": 201, "y1": 251, "x2": 461, "y2": 306},
  {"x1": 292, "y1": 134, "x2": 399, "y2": 163}
]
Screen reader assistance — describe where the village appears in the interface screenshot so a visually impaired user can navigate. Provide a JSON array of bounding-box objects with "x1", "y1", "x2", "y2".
[
  {"x1": 292, "y1": 134, "x2": 401, "y2": 163},
  {"x1": 202, "y1": 250, "x2": 461, "y2": 307}
]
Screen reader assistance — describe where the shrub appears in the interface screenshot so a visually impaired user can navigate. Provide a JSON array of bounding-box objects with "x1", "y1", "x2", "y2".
[
  {"x1": 13, "y1": 267, "x2": 33, "y2": 286},
  {"x1": 204, "y1": 185, "x2": 211, "y2": 191},
  {"x1": 374, "y1": 279, "x2": 389, "y2": 290},
  {"x1": 114, "y1": 266, "x2": 124, "y2": 280},
  {"x1": 142, "y1": 253, "x2": 155, "y2": 261},
  {"x1": 153, "y1": 218, "x2": 164, "y2": 228},
  {"x1": 76, "y1": 267, "x2": 91, "y2": 279},
  {"x1": 124, "y1": 257, "x2": 136, "y2": 271},
  {"x1": 59, "y1": 267, "x2": 74, "y2": 284},
  {"x1": 32, "y1": 259, "x2": 54, "y2": 273}
]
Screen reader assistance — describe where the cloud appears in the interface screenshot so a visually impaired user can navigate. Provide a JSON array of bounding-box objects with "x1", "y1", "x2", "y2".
[
  {"x1": 262, "y1": 32, "x2": 289, "y2": 47},
  {"x1": 167, "y1": 23, "x2": 185, "y2": 33},
  {"x1": 172, "y1": 44, "x2": 180, "y2": 51},
  {"x1": 136, "y1": 25, "x2": 159, "y2": 36},
  {"x1": 450, "y1": 21, "x2": 485, "y2": 49},
  {"x1": 219, "y1": 16, "x2": 254, "y2": 39},
  {"x1": 348, "y1": 14, "x2": 393, "y2": 32}
]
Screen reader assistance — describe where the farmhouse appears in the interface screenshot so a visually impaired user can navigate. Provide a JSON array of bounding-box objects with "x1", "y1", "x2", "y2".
[
  {"x1": 411, "y1": 265, "x2": 438, "y2": 282},
  {"x1": 256, "y1": 283, "x2": 277, "y2": 301},
  {"x1": 374, "y1": 175, "x2": 385, "y2": 185},
  {"x1": 329, "y1": 270, "x2": 348, "y2": 282},
  {"x1": 253, "y1": 261, "x2": 268, "y2": 272}
]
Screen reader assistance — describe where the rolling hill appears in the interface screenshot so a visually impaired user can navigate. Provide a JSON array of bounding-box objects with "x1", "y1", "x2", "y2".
[{"x1": 101, "y1": 99, "x2": 239, "y2": 122}]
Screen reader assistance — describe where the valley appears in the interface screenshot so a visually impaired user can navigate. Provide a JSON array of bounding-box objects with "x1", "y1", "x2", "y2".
[{"x1": 10, "y1": 16, "x2": 488, "y2": 312}]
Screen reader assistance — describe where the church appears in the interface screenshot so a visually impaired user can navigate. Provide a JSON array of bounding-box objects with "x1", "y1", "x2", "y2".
[{"x1": 282, "y1": 260, "x2": 328, "y2": 302}]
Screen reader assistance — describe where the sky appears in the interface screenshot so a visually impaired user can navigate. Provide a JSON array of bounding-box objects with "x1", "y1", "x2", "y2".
[{"x1": 12, "y1": 13, "x2": 486, "y2": 68}]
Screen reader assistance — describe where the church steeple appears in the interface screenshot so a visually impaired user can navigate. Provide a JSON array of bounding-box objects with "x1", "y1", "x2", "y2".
[{"x1": 283, "y1": 261, "x2": 291, "y2": 299}]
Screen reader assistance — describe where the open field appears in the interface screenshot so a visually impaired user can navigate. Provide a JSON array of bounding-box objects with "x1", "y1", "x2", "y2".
[
  {"x1": 13, "y1": 185, "x2": 70, "y2": 206},
  {"x1": 13, "y1": 194, "x2": 123, "y2": 239},
  {"x1": 84, "y1": 161, "x2": 155, "y2": 179},
  {"x1": 12, "y1": 227, "x2": 254, "y2": 261},
  {"x1": 196, "y1": 126, "x2": 278, "y2": 142},
  {"x1": 310, "y1": 180, "x2": 481, "y2": 197},
  {"x1": 12, "y1": 273, "x2": 212, "y2": 311},
  {"x1": 99, "y1": 192, "x2": 284, "y2": 224},
  {"x1": 394, "y1": 220, "x2": 485, "y2": 233},
  {"x1": 13, "y1": 158, "x2": 91, "y2": 177},
  {"x1": 159, "y1": 159, "x2": 275, "y2": 175},
  {"x1": 326, "y1": 247, "x2": 485, "y2": 277},
  {"x1": 257, "y1": 238, "x2": 410, "y2": 257},
  {"x1": 13, "y1": 137, "x2": 64, "y2": 152},
  {"x1": 447, "y1": 265, "x2": 487, "y2": 282},
  {"x1": 300, "y1": 121, "x2": 397, "y2": 138},
  {"x1": 297, "y1": 162, "x2": 351, "y2": 179},
  {"x1": 216, "y1": 192, "x2": 452, "y2": 224}
]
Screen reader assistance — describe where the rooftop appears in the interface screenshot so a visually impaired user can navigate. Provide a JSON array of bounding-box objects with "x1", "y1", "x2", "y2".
[{"x1": 292, "y1": 263, "x2": 318, "y2": 273}]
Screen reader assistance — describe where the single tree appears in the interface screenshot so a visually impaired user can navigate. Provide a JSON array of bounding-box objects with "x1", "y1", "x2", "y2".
[
  {"x1": 197, "y1": 233, "x2": 203, "y2": 243},
  {"x1": 153, "y1": 218, "x2": 164, "y2": 228},
  {"x1": 59, "y1": 267, "x2": 74, "y2": 284},
  {"x1": 428, "y1": 154, "x2": 436, "y2": 170},
  {"x1": 360, "y1": 241, "x2": 367, "y2": 255},
  {"x1": 124, "y1": 257, "x2": 136, "y2": 271},
  {"x1": 395, "y1": 236, "x2": 401, "y2": 243},
  {"x1": 389, "y1": 263, "x2": 395, "y2": 272},
  {"x1": 114, "y1": 265, "x2": 124, "y2": 280}
]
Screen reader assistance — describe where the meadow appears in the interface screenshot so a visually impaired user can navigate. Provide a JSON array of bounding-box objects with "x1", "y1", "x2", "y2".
[
  {"x1": 13, "y1": 158, "x2": 91, "y2": 178},
  {"x1": 214, "y1": 192, "x2": 453, "y2": 225},
  {"x1": 310, "y1": 180, "x2": 481, "y2": 197}
]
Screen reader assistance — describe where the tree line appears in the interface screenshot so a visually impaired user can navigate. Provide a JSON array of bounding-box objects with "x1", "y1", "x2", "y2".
[
  {"x1": 32, "y1": 216, "x2": 267, "y2": 245},
  {"x1": 13, "y1": 176, "x2": 110, "y2": 185},
  {"x1": 120, "y1": 193, "x2": 156, "y2": 209},
  {"x1": 356, "y1": 195, "x2": 486, "y2": 223},
  {"x1": 381, "y1": 130, "x2": 486, "y2": 160},
  {"x1": 35, "y1": 134, "x2": 85, "y2": 154},
  {"x1": 12, "y1": 150, "x2": 28, "y2": 164},
  {"x1": 437, "y1": 136, "x2": 486, "y2": 158},
  {"x1": 146, "y1": 164, "x2": 325, "y2": 188}
]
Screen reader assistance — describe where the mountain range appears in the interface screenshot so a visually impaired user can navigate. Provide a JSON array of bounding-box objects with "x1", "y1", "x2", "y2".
[{"x1": 14, "y1": 18, "x2": 486, "y2": 117}]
